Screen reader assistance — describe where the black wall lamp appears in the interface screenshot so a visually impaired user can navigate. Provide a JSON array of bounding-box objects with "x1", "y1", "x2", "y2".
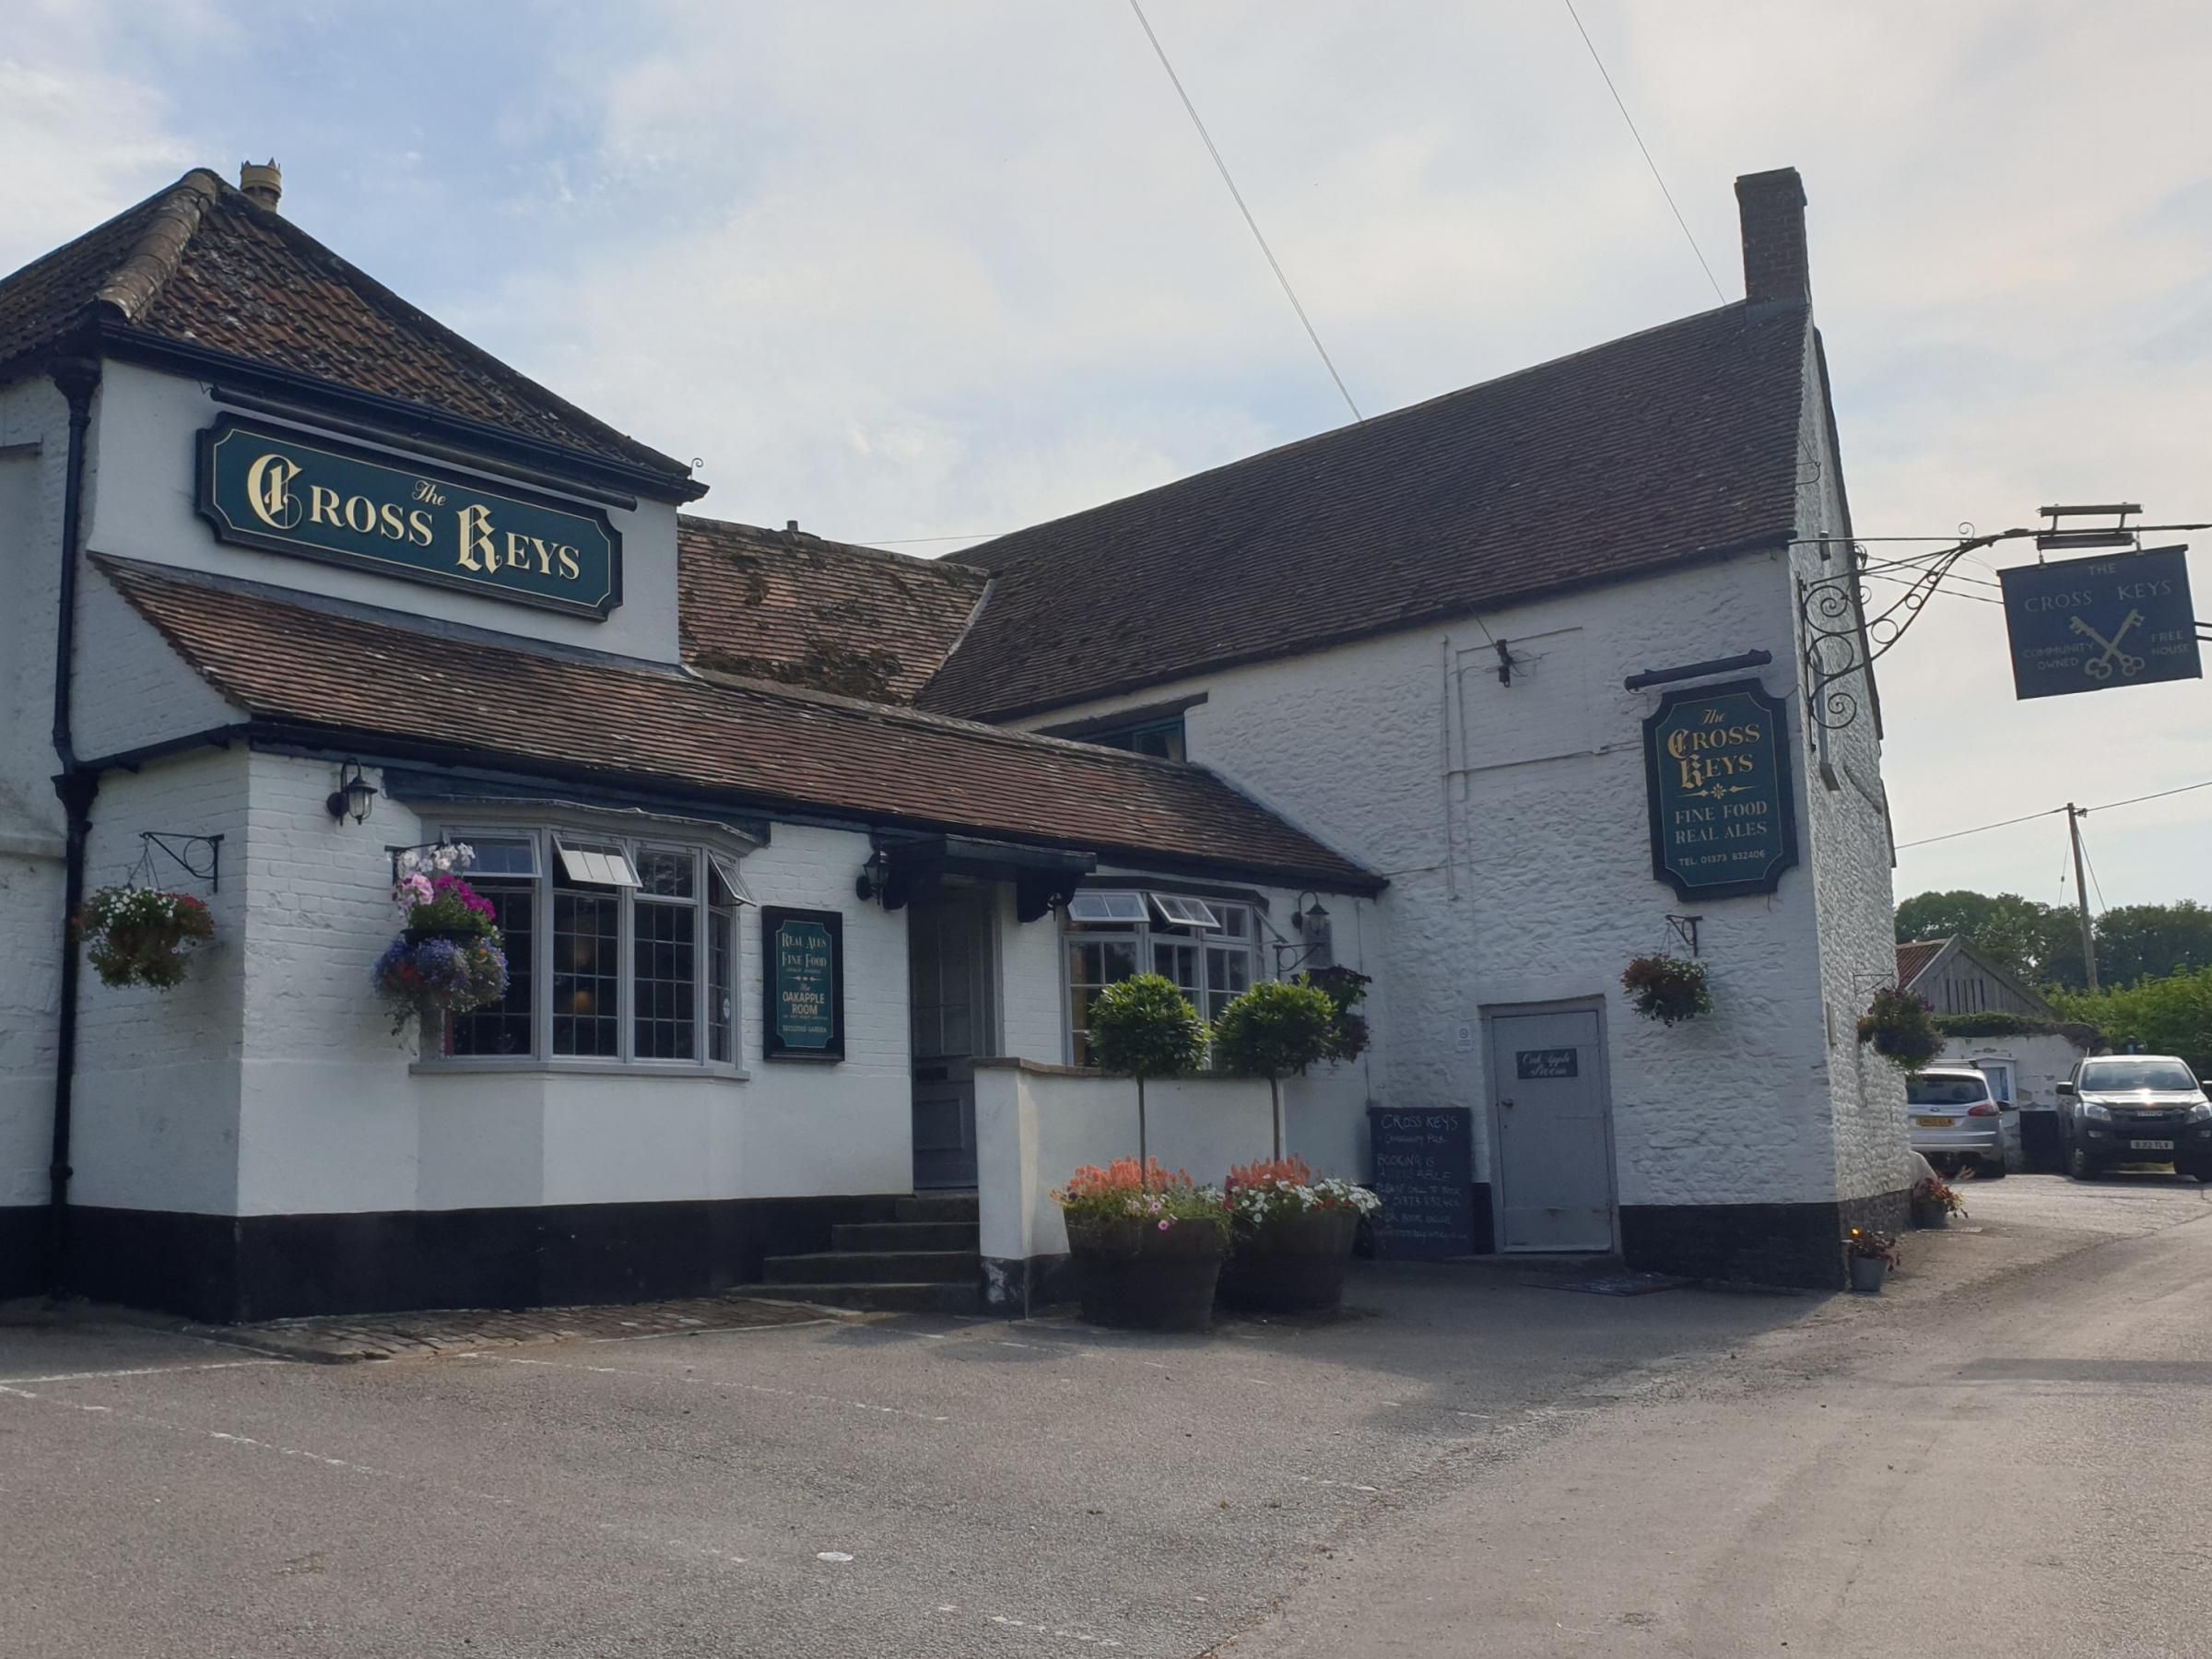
[
  {"x1": 325, "y1": 759, "x2": 378, "y2": 825},
  {"x1": 854, "y1": 846, "x2": 890, "y2": 903}
]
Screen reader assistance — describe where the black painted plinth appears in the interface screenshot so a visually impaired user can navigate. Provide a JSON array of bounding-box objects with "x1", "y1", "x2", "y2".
[
  {"x1": 61, "y1": 1194, "x2": 904, "y2": 1324},
  {"x1": 1620, "y1": 1190, "x2": 1912, "y2": 1290}
]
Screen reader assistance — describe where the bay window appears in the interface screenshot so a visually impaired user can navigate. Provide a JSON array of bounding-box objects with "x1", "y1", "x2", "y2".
[
  {"x1": 435, "y1": 825, "x2": 752, "y2": 1071},
  {"x1": 1064, "y1": 889, "x2": 1262, "y2": 1066}
]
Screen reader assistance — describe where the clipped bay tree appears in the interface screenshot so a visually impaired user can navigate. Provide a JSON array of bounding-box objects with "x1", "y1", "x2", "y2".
[
  {"x1": 1211, "y1": 979, "x2": 1339, "y2": 1159},
  {"x1": 1087, "y1": 973, "x2": 1209, "y2": 1174}
]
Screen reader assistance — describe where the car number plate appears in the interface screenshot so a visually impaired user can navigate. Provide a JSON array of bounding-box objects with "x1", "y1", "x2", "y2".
[
  {"x1": 2130, "y1": 1139, "x2": 2175, "y2": 1151},
  {"x1": 1914, "y1": 1116, "x2": 1954, "y2": 1129}
]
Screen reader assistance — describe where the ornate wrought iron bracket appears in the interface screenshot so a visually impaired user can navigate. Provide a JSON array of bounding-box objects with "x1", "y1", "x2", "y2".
[
  {"x1": 1798, "y1": 526, "x2": 2018, "y2": 739},
  {"x1": 140, "y1": 831, "x2": 222, "y2": 892},
  {"x1": 1665, "y1": 914, "x2": 1703, "y2": 958}
]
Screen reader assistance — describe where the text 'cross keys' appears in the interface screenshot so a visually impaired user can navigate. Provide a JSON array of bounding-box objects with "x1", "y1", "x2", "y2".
[{"x1": 2069, "y1": 608, "x2": 2147, "y2": 679}]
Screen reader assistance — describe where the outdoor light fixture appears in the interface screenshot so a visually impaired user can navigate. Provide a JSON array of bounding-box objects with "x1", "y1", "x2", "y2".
[
  {"x1": 325, "y1": 760, "x2": 377, "y2": 825},
  {"x1": 854, "y1": 846, "x2": 890, "y2": 903},
  {"x1": 1292, "y1": 891, "x2": 1331, "y2": 933},
  {"x1": 1289, "y1": 890, "x2": 1335, "y2": 970}
]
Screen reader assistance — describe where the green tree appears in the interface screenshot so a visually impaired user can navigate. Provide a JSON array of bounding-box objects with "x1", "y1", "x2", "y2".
[
  {"x1": 1087, "y1": 973, "x2": 1208, "y2": 1174},
  {"x1": 2091, "y1": 902, "x2": 2212, "y2": 988},
  {"x1": 2048, "y1": 968, "x2": 2212, "y2": 1082},
  {"x1": 1211, "y1": 980, "x2": 1339, "y2": 1159}
]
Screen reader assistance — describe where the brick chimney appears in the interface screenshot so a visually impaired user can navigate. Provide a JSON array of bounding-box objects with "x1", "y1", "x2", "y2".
[
  {"x1": 239, "y1": 159, "x2": 282, "y2": 213},
  {"x1": 1735, "y1": 167, "x2": 1807, "y2": 304}
]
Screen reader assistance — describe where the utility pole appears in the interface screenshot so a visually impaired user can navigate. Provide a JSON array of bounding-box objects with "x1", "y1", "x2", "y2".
[{"x1": 2066, "y1": 804, "x2": 2100, "y2": 992}]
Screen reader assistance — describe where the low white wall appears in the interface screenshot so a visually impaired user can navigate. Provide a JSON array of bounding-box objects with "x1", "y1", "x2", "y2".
[{"x1": 975, "y1": 1059, "x2": 1371, "y2": 1265}]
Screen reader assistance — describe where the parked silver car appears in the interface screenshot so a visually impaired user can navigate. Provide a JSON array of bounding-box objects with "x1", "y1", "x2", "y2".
[
  {"x1": 2058, "y1": 1055, "x2": 2212, "y2": 1182},
  {"x1": 1906, "y1": 1066, "x2": 2006, "y2": 1176}
]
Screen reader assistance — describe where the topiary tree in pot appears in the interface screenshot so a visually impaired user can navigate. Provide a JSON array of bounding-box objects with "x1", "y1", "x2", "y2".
[
  {"x1": 1211, "y1": 978, "x2": 1339, "y2": 1159},
  {"x1": 1087, "y1": 973, "x2": 1209, "y2": 1172}
]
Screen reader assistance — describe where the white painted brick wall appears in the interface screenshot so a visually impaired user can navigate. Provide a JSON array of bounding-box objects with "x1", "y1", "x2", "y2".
[
  {"x1": 1005, "y1": 347, "x2": 1912, "y2": 1215},
  {"x1": 69, "y1": 747, "x2": 251, "y2": 1213}
]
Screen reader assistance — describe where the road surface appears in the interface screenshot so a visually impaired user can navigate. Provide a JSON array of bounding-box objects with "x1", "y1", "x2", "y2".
[{"x1": 3, "y1": 1174, "x2": 2206, "y2": 1656}]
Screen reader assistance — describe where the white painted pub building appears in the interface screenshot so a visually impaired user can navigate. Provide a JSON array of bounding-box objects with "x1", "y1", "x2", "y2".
[{"x1": 0, "y1": 162, "x2": 1912, "y2": 1319}]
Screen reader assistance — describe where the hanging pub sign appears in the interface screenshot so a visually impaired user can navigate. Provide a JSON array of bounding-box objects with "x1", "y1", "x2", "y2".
[
  {"x1": 761, "y1": 906, "x2": 844, "y2": 1062},
  {"x1": 195, "y1": 416, "x2": 621, "y2": 618},
  {"x1": 1642, "y1": 677, "x2": 1798, "y2": 900},
  {"x1": 1997, "y1": 546, "x2": 2201, "y2": 700}
]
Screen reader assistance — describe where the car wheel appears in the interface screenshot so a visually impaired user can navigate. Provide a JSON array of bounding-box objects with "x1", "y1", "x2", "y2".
[{"x1": 2067, "y1": 1141, "x2": 2097, "y2": 1182}]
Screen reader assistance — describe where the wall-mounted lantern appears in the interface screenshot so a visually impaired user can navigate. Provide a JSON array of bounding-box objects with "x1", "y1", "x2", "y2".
[
  {"x1": 1290, "y1": 890, "x2": 1334, "y2": 970},
  {"x1": 854, "y1": 846, "x2": 890, "y2": 904},
  {"x1": 325, "y1": 759, "x2": 378, "y2": 825}
]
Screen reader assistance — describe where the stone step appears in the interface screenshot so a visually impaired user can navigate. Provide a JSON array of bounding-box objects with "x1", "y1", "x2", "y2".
[
  {"x1": 731, "y1": 1281, "x2": 981, "y2": 1316},
  {"x1": 831, "y1": 1220, "x2": 978, "y2": 1253},
  {"x1": 762, "y1": 1250, "x2": 980, "y2": 1287},
  {"x1": 896, "y1": 1193, "x2": 980, "y2": 1224}
]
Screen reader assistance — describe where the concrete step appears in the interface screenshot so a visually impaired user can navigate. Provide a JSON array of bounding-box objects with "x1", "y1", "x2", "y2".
[
  {"x1": 731, "y1": 1281, "x2": 981, "y2": 1316},
  {"x1": 761, "y1": 1250, "x2": 980, "y2": 1287},
  {"x1": 831, "y1": 1220, "x2": 978, "y2": 1253},
  {"x1": 896, "y1": 1193, "x2": 979, "y2": 1224}
]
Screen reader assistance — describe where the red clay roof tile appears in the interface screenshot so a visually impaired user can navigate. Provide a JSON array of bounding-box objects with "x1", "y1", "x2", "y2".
[{"x1": 98, "y1": 557, "x2": 1379, "y2": 892}]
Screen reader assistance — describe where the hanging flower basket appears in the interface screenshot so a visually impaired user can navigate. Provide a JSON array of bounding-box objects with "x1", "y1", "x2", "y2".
[
  {"x1": 1621, "y1": 954, "x2": 1713, "y2": 1026},
  {"x1": 1857, "y1": 986, "x2": 1941, "y2": 1072},
  {"x1": 73, "y1": 886, "x2": 215, "y2": 989},
  {"x1": 376, "y1": 844, "x2": 509, "y2": 1032},
  {"x1": 1217, "y1": 1156, "x2": 1381, "y2": 1313}
]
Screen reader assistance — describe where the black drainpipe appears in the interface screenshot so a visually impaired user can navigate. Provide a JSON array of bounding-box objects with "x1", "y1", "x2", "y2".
[{"x1": 45, "y1": 355, "x2": 100, "y2": 1297}]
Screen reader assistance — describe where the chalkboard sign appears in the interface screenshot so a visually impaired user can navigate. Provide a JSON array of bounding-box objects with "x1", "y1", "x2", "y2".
[
  {"x1": 761, "y1": 906, "x2": 844, "y2": 1062},
  {"x1": 1368, "y1": 1107, "x2": 1477, "y2": 1260},
  {"x1": 1516, "y1": 1048, "x2": 1578, "y2": 1080}
]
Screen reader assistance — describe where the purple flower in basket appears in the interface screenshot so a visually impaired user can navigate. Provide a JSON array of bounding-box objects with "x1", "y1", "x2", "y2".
[{"x1": 374, "y1": 933, "x2": 509, "y2": 1032}]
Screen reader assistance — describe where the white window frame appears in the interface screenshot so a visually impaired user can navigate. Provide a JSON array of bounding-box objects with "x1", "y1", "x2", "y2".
[
  {"x1": 1066, "y1": 889, "x2": 1148, "y2": 925},
  {"x1": 1148, "y1": 892, "x2": 1222, "y2": 929},
  {"x1": 1059, "y1": 890, "x2": 1263, "y2": 1066},
  {"x1": 415, "y1": 817, "x2": 753, "y2": 1078}
]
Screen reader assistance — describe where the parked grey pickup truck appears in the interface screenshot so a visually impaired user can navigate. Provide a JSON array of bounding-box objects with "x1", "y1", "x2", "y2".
[{"x1": 2058, "y1": 1055, "x2": 2212, "y2": 1182}]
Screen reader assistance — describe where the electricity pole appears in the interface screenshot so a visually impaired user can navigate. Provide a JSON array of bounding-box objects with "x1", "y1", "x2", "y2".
[{"x1": 2066, "y1": 804, "x2": 2099, "y2": 992}]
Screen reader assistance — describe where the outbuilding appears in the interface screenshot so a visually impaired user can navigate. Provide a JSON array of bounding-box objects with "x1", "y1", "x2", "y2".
[{"x1": 0, "y1": 161, "x2": 1912, "y2": 1318}]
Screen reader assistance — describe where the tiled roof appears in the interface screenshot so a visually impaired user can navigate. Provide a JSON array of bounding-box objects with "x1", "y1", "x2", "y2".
[
  {"x1": 1896, "y1": 937, "x2": 1949, "y2": 990},
  {"x1": 920, "y1": 301, "x2": 1812, "y2": 721},
  {"x1": 98, "y1": 557, "x2": 1380, "y2": 892},
  {"x1": 0, "y1": 170, "x2": 693, "y2": 486},
  {"x1": 677, "y1": 516, "x2": 989, "y2": 705}
]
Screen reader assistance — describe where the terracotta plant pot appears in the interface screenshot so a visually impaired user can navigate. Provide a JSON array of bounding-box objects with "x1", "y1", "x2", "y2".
[
  {"x1": 1218, "y1": 1207, "x2": 1360, "y2": 1313},
  {"x1": 1847, "y1": 1253, "x2": 1887, "y2": 1293},
  {"x1": 1065, "y1": 1215, "x2": 1228, "y2": 1333}
]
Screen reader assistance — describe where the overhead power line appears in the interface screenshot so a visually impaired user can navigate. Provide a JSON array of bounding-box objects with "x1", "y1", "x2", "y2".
[
  {"x1": 1127, "y1": 0, "x2": 1363, "y2": 423},
  {"x1": 1896, "y1": 777, "x2": 2212, "y2": 852},
  {"x1": 1560, "y1": 0, "x2": 1725, "y2": 305}
]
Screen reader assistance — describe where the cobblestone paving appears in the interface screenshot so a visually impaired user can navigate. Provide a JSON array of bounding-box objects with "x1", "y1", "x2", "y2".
[{"x1": 202, "y1": 1291, "x2": 845, "y2": 1363}]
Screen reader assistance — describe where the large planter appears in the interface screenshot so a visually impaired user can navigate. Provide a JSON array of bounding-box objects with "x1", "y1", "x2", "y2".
[
  {"x1": 1909, "y1": 1199, "x2": 1950, "y2": 1230},
  {"x1": 1066, "y1": 1215, "x2": 1228, "y2": 1333},
  {"x1": 1847, "y1": 1254, "x2": 1887, "y2": 1293},
  {"x1": 1218, "y1": 1207, "x2": 1360, "y2": 1313}
]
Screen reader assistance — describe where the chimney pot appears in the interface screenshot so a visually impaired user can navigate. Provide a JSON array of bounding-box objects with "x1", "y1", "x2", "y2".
[
  {"x1": 239, "y1": 159, "x2": 282, "y2": 213},
  {"x1": 1735, "y1": 167, "x2": 1808, "y2": 305}
]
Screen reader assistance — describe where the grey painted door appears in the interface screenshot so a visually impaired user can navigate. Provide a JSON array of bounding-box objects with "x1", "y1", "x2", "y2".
[
  {"x1": 1488, "y1": 1008, "x2": 1613, "y2": 1252},
  {"x1": 910, "y1": 894, "x2": 994, "y2": 1190}
]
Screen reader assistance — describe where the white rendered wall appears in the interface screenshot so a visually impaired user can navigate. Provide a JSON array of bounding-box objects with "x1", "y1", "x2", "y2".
[
  {"x1": 67, "y1": 747, "x2": 250, "y2": 1213},
  {"x1": 228, "y1": 753, "x2": 912, "y2": 1217},
  {"x1": 1007, "y1": 547, "x2": 1900, "y2": 1211},
  {"x1": 81, "y1": 361, "x2": 686, "y2": 665},
  {"x1": 975, "y1": 1061, "x2": 1367, "y2": 1265},
  {"x1": 1936, "y1": 1030, "x2": 2087, "y2": 1114}
]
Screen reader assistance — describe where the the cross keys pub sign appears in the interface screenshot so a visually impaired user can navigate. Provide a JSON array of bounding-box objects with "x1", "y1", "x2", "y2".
[
  {"x1": 1642, "y1": 678, "x2": 1799, "y2": 900},
  {"x1": 1998, "y1": 546, "x2": 2201, "y2": 700}
]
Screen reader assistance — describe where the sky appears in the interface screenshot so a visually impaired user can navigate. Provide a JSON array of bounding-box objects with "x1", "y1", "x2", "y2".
[{"x1": 4, "y1": 0, "x2": 2206, "y2": 912}]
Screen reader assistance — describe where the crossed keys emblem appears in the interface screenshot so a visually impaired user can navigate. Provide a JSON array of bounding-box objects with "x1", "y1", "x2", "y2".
[{"x1": 2069, "y1": 609, "x2": 2147, "y2": 680}]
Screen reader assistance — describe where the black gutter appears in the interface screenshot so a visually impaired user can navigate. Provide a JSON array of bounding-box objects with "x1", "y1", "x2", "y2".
[{"x1": 45, "y1": 357, "x2": 100, "y2": 1296}]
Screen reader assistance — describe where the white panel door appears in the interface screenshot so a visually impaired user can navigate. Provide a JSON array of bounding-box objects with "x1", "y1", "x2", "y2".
[{"x1": 1489, "y1": 1008, "x2": 1614, "y2": 1252}]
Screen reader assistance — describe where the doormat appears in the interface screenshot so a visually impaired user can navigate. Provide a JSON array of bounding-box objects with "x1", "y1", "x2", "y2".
[{"x1": 1551, "y1": 1271, "x2": 1686, "y2": 1297}]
